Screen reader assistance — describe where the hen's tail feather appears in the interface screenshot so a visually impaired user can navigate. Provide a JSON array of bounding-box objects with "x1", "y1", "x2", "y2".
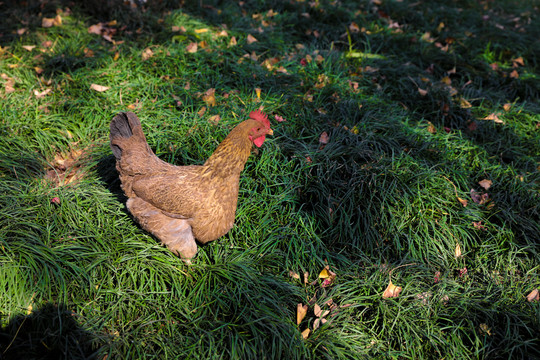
[{"x1": 110, "y1": 112, "x2": 147, "y2": 160}]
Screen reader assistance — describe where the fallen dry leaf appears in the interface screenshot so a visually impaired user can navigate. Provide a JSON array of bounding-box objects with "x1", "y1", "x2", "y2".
[
  {"x1": 202, "y1": 88, "x2": 216, "y2": 107},
  {"x1": 503, "y1": 103, "x2": 512, "y2": 112},
  {"x1": 382, "y1": 280, "x2": 402, "y2": 299},
  {"x1": 458, "y1": 197, "x2": 468, "y2": 207},
  {"x1": 229, "y1": 36, "x2": 237, "y2": 46},
  {"x1": 197, "y1": 106, "x2": 207, "y2": 117},
  {"x1": 470, "y1": 189, "x2": 489, "y2": 205},
  {"x1": 22, "y1": 45, "x2": 36, "y2": 51},
  {"x1": 303, "y1": 271, "x2": 309, "y2": 284},
  {"x1": 482, "y1": 112, "x2": 504, "y2": 124},
  {"x1": 459, "y1": 97, "x2": 472, "y2": 109},
  {"x1": 208, "y1": 115, "x2": 221, "y2": 125},
  {"x1": 297, "y1": 303, "x2": 308, "y2": 325},
  {"x1": 319, "y1": 131, "x2": 329, "y2": 145},
  {"x1": 512, "y1": 57, "x2": 524, "y2": 67},
  {"x1": 455, "y1": 243, "x2": 462, "y2": 258},
  {"x1": 479, "y1": 323, "x2": 493, "y2": 336},
  {"x1": 526, "y1": 289, "x2": 539, "y2": 302},
  {"x1": 509, "y1": 70, "x2": 519, "y2": 79},
  {"x1": 472, "y1": 221, "x2": 486, "y2": 230},
  {"x1": 194, "y1": 28, "x2": 209, "y2": 34},
  {"x1": 34, "y1": 88, "x2": 51, "y2": 98},
  {"x1": 42, "y1": 15, "x2": 62, "y2": 28},
  {"x1": 478, "y1": 179, "x2": 492, "y2": 190},
  {"x1": 301, "y1": 328, "x2": 310, "y2": 339},
  {"x1": 289, "y1": 271, "x2": 300, "y2": 280},
  {"x1": 142, "y1": 47, "x2": 154, "y2": 60},
  {"x1": 246, "y1": 34, "x2": 258, "y2": 44},
  {"x1": 418, "y1": 87, "x2": 428, "y2": 96},
  {"x1": 90, "y1": 83, "x2": 109, "y2": 92},
  {"x1": 255, "y1": 87, "x2": 261, "y2": 100},
  {"x1": 186, "y1": 42, "x2": 198, "y2": 53},
  {"x1": 275, "y1": 114, "x2": 286, "y2": 122},
  {"x1": 426, "y1": 121, "x2": 436, "y2": 134}
]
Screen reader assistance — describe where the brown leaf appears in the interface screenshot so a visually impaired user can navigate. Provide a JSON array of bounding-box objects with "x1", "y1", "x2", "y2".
[
  {"x1": 42, "y1": 15, "x2": 61, "y2": 28},
  {"x1": 478, "y1": 179, "x2": 492, "y2": 190},
  {"x1": 512, "y1": 57, "x2": 524, "y2": 67},
  {"x1": 90, "y1": 83, "x2": 109, "y2": 92},
  {"x1": 418, "y1": 87, "x2": 428, "y2": 96},
  {"x1": 296, "y1": 303, "x2": 308, "y2": 325},
  {"x1": 526, "y1": 289, "x2": 539, "y2": 302},
  {"x1": 202, "y1": 88, "x2": 216, "y2": 107},
  {"x1": 472, "y1": 221, "x2": 486, "y2": 230},
  {"x1": 509, "y1": 70, "x2": 519, "y2": 79},
  {"x1": 22, "y1": 45, "x2": 36, "y2": 51},
  {"x1": 289, "y1": 271, "x2": 300, "y2": 280},
  {"x1": 459, "y1": 97, "x2": 472, "y2": 108},
  {"x1": 470, "y1": 189, "x2": 489, "y2": 205},
  {"x1": 34, "y1": 88, "x2": 51, "y2": 98},
  {"x1": 301, "y1": 328, "x2": 310, "y2": 339},
  {"x1": 186, "y1": 42, "x2": 198, "y2": 53},
  {"x1": 482, "y1": 112, "x2": 504, "y2": 124},
  {"x1": 197, "y1": 106, "x2": 207, "y2": 117},
  {"x1": 503, "y1": 103, "x2": 512, "y2": 112},
  {"x1": 426, "y1": 121, "x2": 436, "y2": 134},
  {"x1": 479, "y1": 323, "x2": 493, "y2": 336},
  {"x1": 303, "y1": 271, "x2": 309, "y2": 284},
  {"x1": 319, "y1": 131, "x2": 329, "y2": 145},
  {"x1": 246, "y1": 34, "x2": 258, "y2": 44},
  {"x1": 141, "y1": 47, "x2": 154, "y2": 60},
  {"x1": 382, "y1": 280, "x2": 402, "y2": 299},
  {"x1": 229, "y1": 36, "x2": 237, "y2": 46},
  {"x1": 458, "y1": 197, "x2": 468, "y2": 207},
  {"x1": 88, "y1": 23, "x2": 104, "y2": 35},
  {"x1": 208, "y1": 115, "x2": 221, "y2": 125}
]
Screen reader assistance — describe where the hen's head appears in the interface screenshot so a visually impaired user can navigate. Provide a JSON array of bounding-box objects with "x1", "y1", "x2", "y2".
[{"x1": 248, "y1": 110, "x2": 273, "y2": 147}]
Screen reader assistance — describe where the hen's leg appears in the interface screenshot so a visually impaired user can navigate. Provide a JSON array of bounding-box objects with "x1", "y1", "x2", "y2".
[{"x1": 127, "y1": 197, "x2": 198, "y2": 261}]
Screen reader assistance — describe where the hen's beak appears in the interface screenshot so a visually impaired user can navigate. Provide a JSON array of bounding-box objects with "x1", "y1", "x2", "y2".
[{"x1": 268, "y1": 128, "x2": 274, "y2": 136}]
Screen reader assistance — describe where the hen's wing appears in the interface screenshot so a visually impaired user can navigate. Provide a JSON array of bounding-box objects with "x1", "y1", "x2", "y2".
[{"x1": 130, "y1": 165, "x2": 210, "y2": 218}]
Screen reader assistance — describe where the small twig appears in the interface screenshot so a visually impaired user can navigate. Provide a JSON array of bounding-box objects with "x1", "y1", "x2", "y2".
[
  {"x1": 2, "y1": 317, "x2": 27, "y2": 356},
  {"x1": 388, "y1": 263, "x2": 417, "y2": 280}
]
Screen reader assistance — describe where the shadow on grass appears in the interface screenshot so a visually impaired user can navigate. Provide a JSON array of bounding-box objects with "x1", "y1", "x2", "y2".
[{"x1": 0, "y1": 303, "x2": 102, "y2": 360}]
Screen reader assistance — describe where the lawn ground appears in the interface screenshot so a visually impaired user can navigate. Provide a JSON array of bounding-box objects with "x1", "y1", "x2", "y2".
[{"x1": 0, "y1": 0, "x2": 539, "y2": 359}]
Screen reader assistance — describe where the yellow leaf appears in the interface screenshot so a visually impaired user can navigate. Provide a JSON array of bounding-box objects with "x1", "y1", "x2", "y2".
[
  {"x1": 197, "y1": 106, "x2": 207, "y2": 117},
  {"x1": 90, "y1": 83, "x2": 109, "y2": 92},
  {"x1": 441, "y1": 76, "x2": 451, "y2": 85},
  {"x1": 526, "y1": 289, "x2": 539, "y2": 302},
  {"x1": 455, "y1": 243, "x2": 462, "y2": 258},
  {"x1": 503, "y1": 103, "x2": 512, "y2": 112},
  {"x1": 483, "y1": 112, "x2": 504, "y2": 124},
  {"x1": 195, "y1": 28, "x2": 209, "y2": 33},
  {"x1": 113, "y1": 52, "x2": 120, "y2": 61},
  {"x1": 229, "y1": 36, "x2": 237, "y2": 47},
  {"x1": 301, "y1": 328, "x2": 310, "y2": 339},
  {"x1": 459, "y1": 97, "x2": 472, "y2": 108},
  {"x1": 255, "y1": 87, "x2": 261, "y2": 100},
  {"x1": 296, "y1": 303, "x2": 308, "y2": 325},
  {"x1": 479, "y1": 323, "x2": 492, "y2": 336},
  {"x1": 458, "y1": 197, "x2": 468, "y2": 207},
  {"x1": 382, "y1": 280, "x2": 402, "y2": 299},
  {"x1": 319, "y1": 267, "x2": 330, "y2": 278}
]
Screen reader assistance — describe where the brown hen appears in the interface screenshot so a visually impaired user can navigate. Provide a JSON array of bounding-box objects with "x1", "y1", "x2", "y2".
[{"x1": 110, "y1": 111, "x2": 273, "y2": 260}]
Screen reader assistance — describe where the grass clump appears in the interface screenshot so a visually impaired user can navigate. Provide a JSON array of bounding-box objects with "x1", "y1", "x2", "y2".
[{"x1": 0, "y1": 0, "x2": 539, "y2": 359}]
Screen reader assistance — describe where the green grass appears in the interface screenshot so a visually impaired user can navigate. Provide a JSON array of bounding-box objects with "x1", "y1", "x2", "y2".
[{"x1": 1, "y1": 0, "x2": 539, "y2": 359}]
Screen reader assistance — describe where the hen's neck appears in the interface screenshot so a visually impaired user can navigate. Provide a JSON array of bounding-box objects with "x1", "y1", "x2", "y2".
[{"x1": 203, "y1": 120, "x2": 255, "y2": 177}]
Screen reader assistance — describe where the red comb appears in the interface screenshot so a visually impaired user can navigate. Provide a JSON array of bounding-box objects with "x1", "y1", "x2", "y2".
[{"x1": 249, "y1": 110, "x2": 271, "y2": 128}]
